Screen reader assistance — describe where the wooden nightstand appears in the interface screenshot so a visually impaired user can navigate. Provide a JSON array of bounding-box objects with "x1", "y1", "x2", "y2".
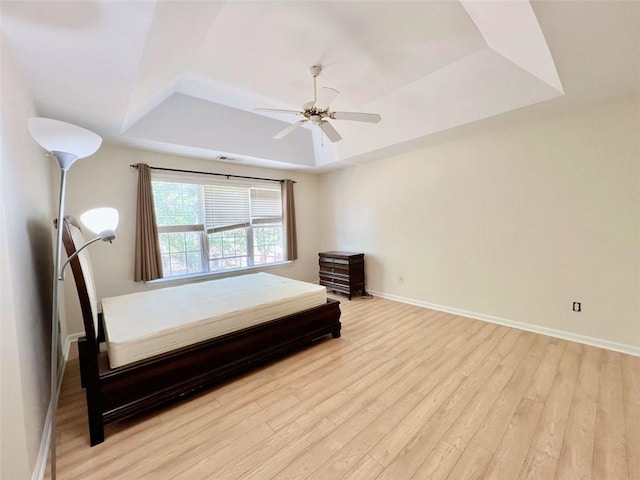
[{"x1": 318, "y1": 251, "x2": 365, "y2": 300}]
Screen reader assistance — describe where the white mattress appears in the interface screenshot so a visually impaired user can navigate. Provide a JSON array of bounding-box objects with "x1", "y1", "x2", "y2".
[{"x1": 101, "y1": 272, "x2": 326, "y2": 368}]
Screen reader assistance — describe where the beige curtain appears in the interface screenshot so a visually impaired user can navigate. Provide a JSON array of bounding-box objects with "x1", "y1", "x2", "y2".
[
  {"x1": 281, "y1": 179, "x2": 298, "y2": 261},
  {"x1": 134, "y1": 164, "x2": 163, "y2": 281}
]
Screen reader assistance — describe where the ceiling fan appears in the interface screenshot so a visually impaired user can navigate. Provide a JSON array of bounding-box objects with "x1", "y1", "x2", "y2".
[{"x1": 254, "y1": 65, "x2": 381, "y2": 143}]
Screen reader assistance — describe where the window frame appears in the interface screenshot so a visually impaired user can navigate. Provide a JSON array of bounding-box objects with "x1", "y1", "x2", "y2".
[{"x1": 151, "y1": 171, "x2": 288, "y2": 281}]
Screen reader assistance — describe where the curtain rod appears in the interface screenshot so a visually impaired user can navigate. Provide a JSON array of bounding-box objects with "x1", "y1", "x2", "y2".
[{"x1": 130, "y1": 164, "x2": 295, "y2": 184}]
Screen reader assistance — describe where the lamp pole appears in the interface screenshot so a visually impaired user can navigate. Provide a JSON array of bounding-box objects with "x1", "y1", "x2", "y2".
[{"x1": 49, "y1": 152, "x2": 76, "y2": 480}]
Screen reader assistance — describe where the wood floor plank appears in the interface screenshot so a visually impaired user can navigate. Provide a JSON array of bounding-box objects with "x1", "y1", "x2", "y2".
[
  {"x1": 622, "y1": 354, "x2": 640, "y2": 480},
  {"x1": 216, "y1": 313, "x2": 408, "y2": 407},
  {"x1": 471, "y1": 334, "x2": 549, "y2": 453},
  {"x1": 518, "y1": 448, "x2": 558, "y2": 480},
  {"x1": 160, "y1": 422, "x2": 274, "y2": 479},
  {"x1": 455, "y1": 323, "x2": 505, "y2": 377},
  {"x1": 361, "y1": 324, "x2": 501, "y2": 464},
  {"x1": 624, "y1": 400, "x2": 640, "y2": 480},
  {"x1": 553, "y1": 346, "x2": 601, "y2": 480},
  {"x1": 48, "y1": 296, "x2": 640, "y2": 480},
  {"x1": 434, "y1": 349, "x2": 501, "y2": 425},
  {"x1": 294, "y1": 311, "x2": 449, "y2": 431},
  {"x1": 146, "y1": 394, "x2": 300, "y2": 478},
  {"x1": 81, "y1": 399, "x2": 268, "y2": 480},
  {"x1": 524, "y1": 341, "x2": 566, "y2": 403},
  {"x1": 306, "y1": 438, "x2": 372, "y2": 480},
  {"x1": 267, "y1": 311, "x2": 444, "y2": 432},
  {"x1": 212, "y1": 298, "x2": 418, "y2": 407},
  {"x1": 527, "y1": 348, "x2": 580, "y2": 460},
  {"x1": 446, "y1": 441, "x2": 492, "y2": 480},
  {"x1": 554, "y1": 394, "x2": 596, "y2": 480},
  {"x1": 281, "y1": 313, "x2": 496, "y2": 477},
  {"x1": 202, "y1": 421, "x2": 304, "y2": 480},
  {"x1": 375, "y1": 417, "x2": 449, "y2": 480},
  {"x1": 622, "y1": 353, "x2": 640, "y2": 404},
  {"x1": 339, "y1": 454, "x2": 384, "y2": 480},
  {"x1": 491, "y1": 328, "x2": 521, "y2": 357},
  {"x1": 294, "y1": 356, "x2": 401, "y2": 430},
  {"x1": 368, "y1": 370, "x2": 466, "y2": 466},
  {"x1": 575, "y1": 346, "x2": 603, "y2": 402},
  {"x1": 435, "y1": 325, "x2": 526, "y2": 431},
  {"x1": 272, "y1": 396, "x2": 391, "y2": 480},
  {"x1": 305, "y1": 341, "x2": 466, "y2": 480},
  {"x1": 593, "y1": 350, "x2": 629, "y2": 480},
  {"x1": 442, "y1": 332, "x2": 535, "y2": 451},
  {"x1": 241, "y1": 418, "x2": 336, "y2": 480},
  {"x1": 409, "y1": 440, "x2": 462, "y2": 480},
  {"x1": 482, "y1": 397, "x2": 544, "y2": 480}
]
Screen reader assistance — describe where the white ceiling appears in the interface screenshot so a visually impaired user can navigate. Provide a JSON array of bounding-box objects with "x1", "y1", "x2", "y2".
[{"x1": 2, "y1": 1, "x2": 639, "y2": 171}]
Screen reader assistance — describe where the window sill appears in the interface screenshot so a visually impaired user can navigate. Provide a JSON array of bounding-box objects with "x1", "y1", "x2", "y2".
[{"x1": 144, "y1": 261, "x2": 294, "y2": 288}]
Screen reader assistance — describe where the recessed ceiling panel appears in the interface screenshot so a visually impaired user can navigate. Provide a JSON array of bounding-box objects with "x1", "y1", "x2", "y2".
[
  {"x1": 124, "y1": 93, "x2": 315, "y2": 167},
  {"x1": 332, "y1": 47, "x2": 565, "y2": 162},
  {"x1": 190, "y1": 1, "x2": 486, "y2": 110}
]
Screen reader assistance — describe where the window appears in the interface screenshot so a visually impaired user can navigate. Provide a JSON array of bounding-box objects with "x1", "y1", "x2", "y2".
[{"x1": 151, "y1": 173, "x2": 285, "y2": 279}]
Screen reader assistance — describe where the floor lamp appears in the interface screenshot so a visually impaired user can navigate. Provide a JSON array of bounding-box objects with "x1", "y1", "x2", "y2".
[{"x1": 27, "y1": 118, "x2": 114, "y2": 480}]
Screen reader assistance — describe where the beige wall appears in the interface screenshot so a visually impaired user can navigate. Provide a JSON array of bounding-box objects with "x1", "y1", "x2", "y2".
[
  {"x1": 319, "y1": 96, "x2": 640, "y2": 351},
  {"x1": 62, "y1": 146, "x2": 322, "y2": 334},
  {"x1": 1, "y1": 39, "x2": 56, "y2": 479}
]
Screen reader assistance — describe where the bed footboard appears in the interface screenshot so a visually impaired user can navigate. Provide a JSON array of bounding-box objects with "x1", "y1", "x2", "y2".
[{"x1": 80, "y1": 298, "x2": 341, "y2": 446}]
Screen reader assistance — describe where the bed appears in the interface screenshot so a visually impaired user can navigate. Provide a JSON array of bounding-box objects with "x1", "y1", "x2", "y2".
[{"x1": 60, "y1": 217, "x2": 341, "y2": 446}]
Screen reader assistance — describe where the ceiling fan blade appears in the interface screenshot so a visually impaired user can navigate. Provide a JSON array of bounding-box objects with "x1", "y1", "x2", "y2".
[
  {"x1": 316, "y1": 87, "x2": 339, "y2": 108},
  {"x1": 273, "y1": 119, "x2": 308, "y2": 140},
  {"x1": 331, "y1": 111, "x2": 381, "y2": 123},
  {"x1": 319, "y1": 121, "x2": 342, "y2": 143},
  {"x1": 254, "y1": 108, "x2": 301, "y2": 115}
]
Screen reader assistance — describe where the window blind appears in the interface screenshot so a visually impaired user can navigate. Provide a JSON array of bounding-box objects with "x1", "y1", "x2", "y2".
[
  {"x1": 204, "y1": 185, "x2": 251, "y2": 233},
  {"x1": 251, "y1": 188, "x2": 282, "y2": 225}
]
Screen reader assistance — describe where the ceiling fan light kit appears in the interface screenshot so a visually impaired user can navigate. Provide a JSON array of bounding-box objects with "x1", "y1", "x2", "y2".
[{"x1": 255, "y1": 65, "x2": 381, "y2": 143}]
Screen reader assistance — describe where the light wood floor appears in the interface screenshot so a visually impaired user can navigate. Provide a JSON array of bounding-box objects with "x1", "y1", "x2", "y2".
[{"x1": 49, "y1": 295, "x2": 639, "y2": 479}]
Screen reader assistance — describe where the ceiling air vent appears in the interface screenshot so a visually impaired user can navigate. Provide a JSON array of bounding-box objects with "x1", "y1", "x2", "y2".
[{"x1": 216, "y1": 155, "x2": 242, "y2": 162}]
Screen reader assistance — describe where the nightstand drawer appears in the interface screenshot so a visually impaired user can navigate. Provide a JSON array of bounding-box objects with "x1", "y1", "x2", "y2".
[
  {"x1": 320, "y1": 257, "x2": 350, "y2": 265},
  {"x1": 319, "y1": 274, "x2": 351, "y2": 286},
  {"x1": 319, "y1": 263, "x2": 350, "y2": 276}
]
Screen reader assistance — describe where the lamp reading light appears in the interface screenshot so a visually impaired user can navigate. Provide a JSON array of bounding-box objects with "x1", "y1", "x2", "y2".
[
  {"x1": 59, "y1": 208, "x2": 119, "y2": 280},
  {"x1": 81, "y1": 207, "x2": 119, "y2": 239},
  {"x1": 27, "y1": 117, "x2": 104, "y2": 480}
]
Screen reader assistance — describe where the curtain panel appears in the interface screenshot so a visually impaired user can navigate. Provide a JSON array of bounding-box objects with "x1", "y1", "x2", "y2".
[
  {"x1": 281, "y1": 179, "x2": 298, "y2": 261},
  {"x1": 134, "y1": 163, "x2": 163, "y2": 281}
]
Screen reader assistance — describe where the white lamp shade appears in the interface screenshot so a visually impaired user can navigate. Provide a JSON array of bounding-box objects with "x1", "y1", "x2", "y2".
[
  {"x1": 80, "y1": 208, "x2": 119, "y2": 234},
  {"x1": 27, "y1": 117, "x2": 102, "y2": 161}
]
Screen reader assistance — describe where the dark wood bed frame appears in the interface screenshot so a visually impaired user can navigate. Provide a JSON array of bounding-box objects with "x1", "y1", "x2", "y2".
[{"x1": 61, "y1": 218, "x2": 341, "y2": 446}]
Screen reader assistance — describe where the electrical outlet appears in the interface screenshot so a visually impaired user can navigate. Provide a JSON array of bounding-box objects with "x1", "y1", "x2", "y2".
[
  {"x1": 573, "y1": 302, "x2": 581, "y2": 312},
  {"x1": 398, "y1": 275, "x2": 404, "y2": 284}
]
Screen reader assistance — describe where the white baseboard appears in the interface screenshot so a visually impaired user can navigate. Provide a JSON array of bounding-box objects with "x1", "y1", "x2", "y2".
[
  {"x1": 368, "y1": 290, "x2": 640, "y2": 358},
  {"x1": 31, "y1": 333, "x2": 81, "y2": 480},
  {"x1": 31, "y1": 401, "x2": 53, "y2": 480},
  {"x1": 63, "y1": 333, "x2": 83, "y2": 358}
]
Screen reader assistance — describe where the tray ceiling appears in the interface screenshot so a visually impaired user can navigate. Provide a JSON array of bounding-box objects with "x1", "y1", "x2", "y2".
[{"x1": 2, "y1": 1, "x2": 638, "y2": 170}]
